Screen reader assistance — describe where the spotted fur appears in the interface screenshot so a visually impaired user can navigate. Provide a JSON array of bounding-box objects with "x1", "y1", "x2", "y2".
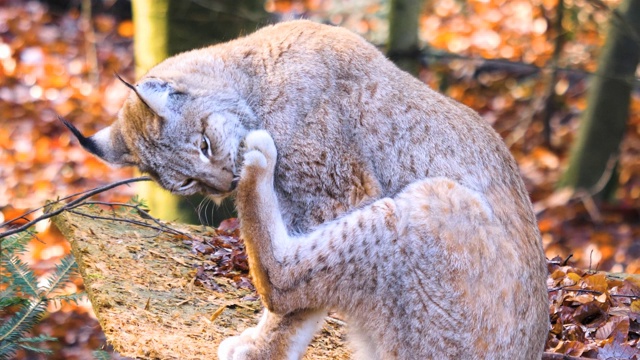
[{"x1": 67, "y1": 20, "x2": 548, "y2": 360}]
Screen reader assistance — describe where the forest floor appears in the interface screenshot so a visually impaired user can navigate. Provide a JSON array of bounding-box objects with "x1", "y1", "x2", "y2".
[{"x1": 1, "y1": 1, "x2": 640, "y2": 359}]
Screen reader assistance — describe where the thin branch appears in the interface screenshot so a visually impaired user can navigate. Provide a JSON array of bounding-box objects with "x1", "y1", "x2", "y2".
[
  {"x1": 584, "y1": 155, "x2": 619, "y2": 197},
  {"x1": 0, "y1": 177, "x2": 151, "y2": 240},
  {"x1": 534, "y1": 155, "x2": 618, "y2": 216},
  {"x1": 505, "y1": 89, "x2": 546, "y2": 148},
  {"x1": 610, "y1": 293, "x2": 640, "y2": 299},
  {"x1": 563, "y1": 254, "x2": 574, "y2": 266},
  {"x1": 542, "y1": 352, "x2": 594, "y2": 360},
  {"x1": 76, "y1": 202, "x2": 195, "y2": 239},
  {"x1": 548, "y1": 286, "x2": 602, "y2": 295},
  {"x1": 1, "y1": 177, "x2": 152, "y2": 229},
  {"x1": 546, "y1": 254, "x2": 574, "y2": 266},
  {"x1": 67, "y1": 209, "x2": 194, "y2": 240},
  {"x1": 74, "y1": 201, "x2": 146, "y2": 209},
  {"x1": 67, "y1": 210, "x2": 186, "y2": 238},
  {"x1": 415, "y1": 49, "x2": 640, "y2": 87}
]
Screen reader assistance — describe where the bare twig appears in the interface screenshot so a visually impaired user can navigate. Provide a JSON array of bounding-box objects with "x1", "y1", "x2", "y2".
[
  {"x1": 542, "y1": 352, "x2": 594, "y2": 360},
  {"x1": 534, "y1": 155, "x2": 618, "y2": 217},
  {"x1": 584, "y1": 154, "x2": 619, "y2": 197},
  {"x1": 67, "y1": 209, "x2": 194, "y2": 240},
  {"x1": 0, "y1": 177, "x2": 152, "y2": 240},
  {"x1": 563, "y1": 254, "x2": 574, "y2": 266},
  {"x1": 1, "y1": 177, "x2": 152, "y2": 229},
  {"x1": 419, "y1": 50, "x2": 640, "y2": 87},
  {"x1": 610, "y1": 293, "x2": 640, "y2": 299},
  {"x1": 572, "y1": 155, "x2": 618, "y2": 223},
  {"x1": 325, "y1": 316, "x2": 347, "y2": 327},
  {"x1": 548, "y1": 286, "x2": 603, "y2": 295},
  {"x1": 504, "y1": 89, "x2": 546, "y2": 148}
]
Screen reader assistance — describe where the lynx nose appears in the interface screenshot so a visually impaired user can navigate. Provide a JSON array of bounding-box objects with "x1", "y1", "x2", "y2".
[{"x1": 230, "y1": 178, "x2": 239, "y2": 190}]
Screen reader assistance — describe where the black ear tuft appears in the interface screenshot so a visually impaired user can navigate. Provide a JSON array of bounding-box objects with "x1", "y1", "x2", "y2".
[
  {"x1": 114, "y1": 72, "x2": 136, "y2": 91},
  {"x1": 114, "y1": 72, "x2": 155, "y2": 113},
  {"x1": 58, "y1": 116, "x2": 105, "y2": 158}
]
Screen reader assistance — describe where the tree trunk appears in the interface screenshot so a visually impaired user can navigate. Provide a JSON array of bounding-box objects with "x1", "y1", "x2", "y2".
[
  {"x1": 132, "y1": 0, "x2": 270, "y2": 223},
  {"x1": 387, "y1": 0, "x2": 426, "y2": 76},
  {"x1": 559, "y1": 0, "x2": 640, "y2": 195},
  {"x1": 540, "y1": 0, "x2": 566, "y2": 148}
]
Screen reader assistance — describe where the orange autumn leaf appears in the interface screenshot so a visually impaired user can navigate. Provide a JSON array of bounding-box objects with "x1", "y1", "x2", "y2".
[
  {"x1": 117, "y1": 20, "x2": 134, "y2": 38},
  {"x1": 582, "y1": 273, "x2": 608, "y2": 293}
]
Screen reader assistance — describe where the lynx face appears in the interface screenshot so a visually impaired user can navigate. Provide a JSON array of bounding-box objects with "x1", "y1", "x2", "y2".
[{"x1": 62, "y1": 76, "x2": 256, "y2": 201}]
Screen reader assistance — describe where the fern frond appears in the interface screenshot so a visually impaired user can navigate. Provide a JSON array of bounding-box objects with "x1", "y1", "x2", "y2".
[
  {"x1": 15, "y1": 333, "x2": 56, "y2": 356},
  {"x1": 1, "y1": 255, "x2": 39, "y2": 297},
  {"x1": 17, "y1": 334, "x2": 57, "y2": 343},
  {"x1": 49, "y1": 292, "x2": 86, "y2": 307},
  {"x1": 41, "y1": 254, "x2": 77, "y2": 297},
  {"x1": 129, "y1": 195, "x2": 149, "y2": 210},
  {"x1": 0, "y1": 288, "x2": 13, "y2": 299},
  {"x1": 0, "y1": 296, "x2": 28, "y2": 309},
  {"x1": 93, "y1": 349, "x2": 112, "y2": 360},
  {"x1": 86, "y1": 203, "x2": 98, "y2": 210},
  {"x1": 0, "y1": 231, "x2": 77, "y2": 359},
  {"x1": 0, "y1": 340, "x2": 19, "y2": 360},
  {"x1": 16, "y1": 342, "x2": 53, "y2": 354},
  {"x1": 0, "y1": 299, "x2": 47, "y2": 344},
  {"x1": 0, "y1": 230, "x2": 34, "y2": 255}
]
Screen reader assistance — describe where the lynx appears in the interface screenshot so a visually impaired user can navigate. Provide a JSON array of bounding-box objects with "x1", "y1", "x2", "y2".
[{"x1": 63, "y1": 20, "x2": 549, "y2": 359}]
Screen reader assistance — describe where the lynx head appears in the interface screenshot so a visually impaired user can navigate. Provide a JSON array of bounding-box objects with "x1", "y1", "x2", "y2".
[{"x1": 61, "y1": 75, "x2": 256, "y2": 201}]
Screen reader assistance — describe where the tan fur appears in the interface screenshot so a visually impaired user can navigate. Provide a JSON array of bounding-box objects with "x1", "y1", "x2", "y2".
[{"x1": 72, "y1": 20, "x2": 548, "y2": 359}]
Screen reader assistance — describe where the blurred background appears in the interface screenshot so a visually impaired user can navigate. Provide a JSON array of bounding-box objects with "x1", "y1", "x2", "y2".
[{"x1": 0, "y1": 0, "x2": 639, "y2": 358}]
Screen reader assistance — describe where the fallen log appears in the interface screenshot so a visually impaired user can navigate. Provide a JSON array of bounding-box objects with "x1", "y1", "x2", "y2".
[{"x1": 52, "y1": 206, "x2": 349, "y2": 360}]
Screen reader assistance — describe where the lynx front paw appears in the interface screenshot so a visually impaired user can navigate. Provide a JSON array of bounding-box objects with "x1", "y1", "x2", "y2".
[{"x1": 243, "y1": 130, "x2": 277, "y2": 171}]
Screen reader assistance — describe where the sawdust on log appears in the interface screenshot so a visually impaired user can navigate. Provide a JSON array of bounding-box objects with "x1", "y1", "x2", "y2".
[{"x1": 52, "y1": 206, "x2": 350, "y2": 360}]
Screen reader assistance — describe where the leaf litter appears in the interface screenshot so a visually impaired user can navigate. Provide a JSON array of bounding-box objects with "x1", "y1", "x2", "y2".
[{"x1": 547, "y1": 256, "x2": 640, "y2": 358}]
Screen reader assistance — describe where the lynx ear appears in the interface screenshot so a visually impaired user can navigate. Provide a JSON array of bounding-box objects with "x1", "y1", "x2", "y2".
[
  {"x1": 116, "y1": 74, "x2": 180, "y2": 119},
  {"x1": 135, "y1": 78, "x2": 171, "y2": 118},
  {"x1": 59, "y1": 117, "x2": 135, "y2": 166}
]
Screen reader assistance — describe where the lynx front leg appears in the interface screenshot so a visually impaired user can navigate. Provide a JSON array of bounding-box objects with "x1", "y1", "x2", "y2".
[
  {"x1": 219, "y1": 131, "x2": 326, "y2": 360},
  {"x1": 218, "y1": 309, "x2": 326, "y2": 360},
  {"x1": 234, "y1": 130, "x2": 399, "y2": 313},
  {"x1": 233, "y1": 130, "x2": 289, "y2": 306}
]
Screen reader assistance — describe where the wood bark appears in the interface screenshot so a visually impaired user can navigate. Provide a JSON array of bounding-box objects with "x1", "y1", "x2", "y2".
[
  {"x1": 559, "y1": 0, "x2": 640, "y2": 195},
  {"x1": 51, "y1": 206, "x2": 348, "y2": 359},
  {"x1": 540, "y1": 0, "x2": 566, "y2": 147},
  {"x1": 387, "y1": 0, "x2": 426, "y2": 76}
]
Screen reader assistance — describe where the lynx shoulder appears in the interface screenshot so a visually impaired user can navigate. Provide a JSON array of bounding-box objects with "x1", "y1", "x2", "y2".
[{"x1": 63, "y1": 20, "x2": 549, "y2": 359}]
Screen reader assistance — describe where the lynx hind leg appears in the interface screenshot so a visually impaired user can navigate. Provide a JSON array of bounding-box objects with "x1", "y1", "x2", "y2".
[
  {"x1": 349, "y1": 327, "x2": 380, "y2": 360},
  {"x1": 218, "y1": 311, "x2": 267, "y2": 360},
  {"x1": 241, "y1": 130, "x2": 277, "y2": 173},
  {"x1": 218, "y1": 309, "x2": 326, "y2": 360}
]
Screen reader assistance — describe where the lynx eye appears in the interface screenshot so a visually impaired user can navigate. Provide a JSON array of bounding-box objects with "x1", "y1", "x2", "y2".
[{"x1": 200, "y1": 134, "x2": 212, "y2": 158}]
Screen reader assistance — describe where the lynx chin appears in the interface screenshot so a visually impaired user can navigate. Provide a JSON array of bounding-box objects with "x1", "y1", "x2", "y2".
[{"x1": 63, "y1": 20, "x2": 549, "y2": 360}]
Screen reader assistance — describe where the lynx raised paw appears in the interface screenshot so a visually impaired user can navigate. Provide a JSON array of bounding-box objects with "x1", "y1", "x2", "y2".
[{"x1": 242, "y1": 130, "x2": 277, "y2": 171}]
